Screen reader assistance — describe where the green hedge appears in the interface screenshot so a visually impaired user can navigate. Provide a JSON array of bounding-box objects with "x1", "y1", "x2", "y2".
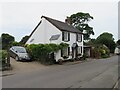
[
  {"x1": 0, "y1": 50, "x2": 8, "y2": 67},
  {"x1": 92, "y1": 44, "x2": 110, "y2": 59},
  {"x1": 26, "y1": 43, "x2": 69, "y2": 64}
]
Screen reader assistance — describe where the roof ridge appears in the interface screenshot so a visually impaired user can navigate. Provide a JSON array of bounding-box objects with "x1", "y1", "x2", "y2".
[
  {"x1": 41, "y1": 16, "x2": 83, "y2": 34},
  {"x1": 41, "y1": 16, "x2": 66, "y2": 24}
]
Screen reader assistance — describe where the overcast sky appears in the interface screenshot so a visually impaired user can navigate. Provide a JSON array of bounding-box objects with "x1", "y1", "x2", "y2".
[{"x1": 0, "y1": 0, "x2": 119, "y2": 42}]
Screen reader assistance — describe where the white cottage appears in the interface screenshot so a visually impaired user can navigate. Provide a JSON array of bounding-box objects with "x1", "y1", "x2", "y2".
[{"x1": 26, "y1": 16, "x2": 83, "y2": 62}]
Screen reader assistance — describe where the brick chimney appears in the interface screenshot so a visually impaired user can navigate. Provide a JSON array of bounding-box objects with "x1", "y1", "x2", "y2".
[{"x1": 65, "y1": 17, "x2": 71, "y2": 25}]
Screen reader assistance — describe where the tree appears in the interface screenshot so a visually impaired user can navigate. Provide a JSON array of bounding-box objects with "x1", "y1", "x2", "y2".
[
  {"x1": 1, "y1": 33, "x2": 15, "y2": 50},
  {"x1": 12, "y1": 41, "x2": 21, "y2": 46},
  {"x1": 117, "y1": 39, "x2": 120, "y2": 45},
  {"x1": 20, "y1": 35, "x2": 30, "y2": 44},
  {"x1": 0, "y1": 37, "x2": 2, "y2": 50},
  {"x1": 95, "y1": 32, "x2": 116, "y2": 53},
  {"x1": 66, "y1": 12, "x2": 94, "y2": 40},
  {"x1": 85, "y1": 38, "x2": 96, "y2": 45}
]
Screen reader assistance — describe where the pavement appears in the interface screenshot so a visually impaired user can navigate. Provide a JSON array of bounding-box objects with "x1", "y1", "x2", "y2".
[{"x1": 2, "y1": 55, "x2": 119, "y2": 88}]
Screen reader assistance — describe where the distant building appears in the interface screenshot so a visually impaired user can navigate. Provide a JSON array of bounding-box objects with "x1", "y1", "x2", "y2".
[{"x1": 114, "y1": 45, "x2": 120, "y2": 55}]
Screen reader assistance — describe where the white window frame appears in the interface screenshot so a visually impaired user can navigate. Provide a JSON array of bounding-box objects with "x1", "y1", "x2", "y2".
[
  {"x1": 77, "y1": 46, "x2": 81, "y2": 54},
  {"x1": 77, "y1": 46, "x2": 82, "y2": 54},
  {"x1": 77, "y1": 34, "x2": 82, "y2": 42},
  {"x1": 64, "y1": 32, "x2": 68, "y2": 41},
  {"x1": 63, "y1": 48, "x2": 68, "y2": 56},
  {"x1": 61, "y1": 47, "x2": 70, "y2": 58}
]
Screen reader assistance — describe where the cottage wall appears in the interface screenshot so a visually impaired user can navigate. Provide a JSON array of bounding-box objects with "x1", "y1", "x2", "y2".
[
  {"x1": 26, "y1": 18, "x2": 61, "y2": 44},
  {"x1": 26, "y1": 17, "x2": 83, "y2": 61}
]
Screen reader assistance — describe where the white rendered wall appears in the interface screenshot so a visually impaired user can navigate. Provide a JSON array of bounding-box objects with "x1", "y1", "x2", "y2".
[
  {"x1": 77, "y1": 34, "x2": 84, "y2": 56},
  {"x1": 26, "y1": 17, "x2": 84, "y2": 61},
  {"x1": 26, "y1": 18, "x2": 46, "y2": 44},
  {"x1": 26, "y1": 18, "x2": 61, "y2": 44},
  {"x1": 44, "y1": 19, "x2": 62, "y2": 44}
]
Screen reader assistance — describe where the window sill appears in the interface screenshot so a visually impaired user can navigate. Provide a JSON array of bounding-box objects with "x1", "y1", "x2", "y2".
[
  {"x1": 77, "y1": 41, "x2": 82, "y2": 42},
  {"x1": 63, "y1": 40, "x2": 69, "y2": 42},
  {"x1": 63, "y1": 56, "x2": 69, "y2": 59}
]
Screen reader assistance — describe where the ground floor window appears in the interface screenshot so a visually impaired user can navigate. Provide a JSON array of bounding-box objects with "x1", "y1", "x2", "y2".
[
  {"x1": 61, "y1": 47, "x2": 70, "y2": 58},
  {"x1": 77, "y1": 46, "x2": 82, "y2": 55}
]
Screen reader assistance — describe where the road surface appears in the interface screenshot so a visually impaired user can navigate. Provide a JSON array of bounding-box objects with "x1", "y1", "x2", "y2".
[{"x1": 2, "y1": 55, "x2": 119, "y2": 88}]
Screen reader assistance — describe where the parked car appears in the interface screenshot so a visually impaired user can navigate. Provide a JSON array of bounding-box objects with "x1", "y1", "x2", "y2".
[{"x1": 9, "y1": 46, "x2": 31, "y2": 61}]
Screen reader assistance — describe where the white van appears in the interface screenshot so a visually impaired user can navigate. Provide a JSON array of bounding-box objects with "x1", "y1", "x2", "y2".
[{"x1": 114, "y1": 46, "x2": 120, "y2": 55}]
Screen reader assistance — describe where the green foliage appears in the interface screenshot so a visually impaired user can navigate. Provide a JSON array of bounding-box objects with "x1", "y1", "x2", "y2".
[
  {"x1": 12, "y1": 41, "x2": 21, "y2": 46},
  {"x1": 81, "y1": 54, "x2": 87, "y2": 61},
  {"x1": 91, "y1": 44, "x2": 110, "y2": 59},
  {"x1": 0, "y1": 50, "x2": 8, "y2": 65},
  {"x1": 59, "y1": 43, "x2": 69, "y2": 49},
  {"x1": 20, "y1": 35, "x2": 30, "y2": 44},
  {"x1": 66, "y1": 12, "x2": 94, "y2": 40},
  {"x1": 99, "y1": 45, "x2": 110, "y2": 58},
  {"x1": 85, "y1": 38, "x2": 96, "y2": 45},
  {"x1": 117, "y1": 39, "x2": 120, "y2": 45},
  {"x1": 92, "y1": 46, "x2": 101, "y2": 59},
  {"x1": 26, "y1": 43, "x2": 69, "y2": 64},
  {"x1": 1, "y1": 33, "x2": 15, "y2": 50},
  {"x1": 95, "y1": 32, "x2": 116, "y2": 53}
]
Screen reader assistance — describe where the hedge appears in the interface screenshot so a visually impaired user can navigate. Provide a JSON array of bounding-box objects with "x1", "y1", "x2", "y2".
[
  {"x1": 26, "y1": 43, "x2": 69, "y2": 64},
  {"x1": 0, "y1": 50, "x2": 8, "y2": 65},
  {"x1": 91, "y1": 44, "x2": 110, "y2": 59}
]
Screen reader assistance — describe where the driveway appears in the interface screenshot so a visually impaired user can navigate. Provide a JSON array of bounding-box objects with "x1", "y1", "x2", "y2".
[
  {"x1": 2, "y1": 57, "x2": 49, "y2": 75},
  {"x1": 2, "y1": 55, "x2": 119, "y2": 88},
  {"x1": 2, "y1": 57, "x2": 92, "y2": 74}
]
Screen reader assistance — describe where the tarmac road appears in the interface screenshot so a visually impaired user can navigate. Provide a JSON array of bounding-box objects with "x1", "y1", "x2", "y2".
[{"x1": 2, "y1": 55, "x2": 119, "y2": 88}]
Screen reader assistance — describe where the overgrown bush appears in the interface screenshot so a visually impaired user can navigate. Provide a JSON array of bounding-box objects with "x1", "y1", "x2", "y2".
[
  {"x1": 12, "y1": 41, "x2": 22, "y2": 46},
  {"x1": 92, "y1": 47, "x2": 101, "y2": 59},
  {"x1": 91, "y1": 44, "x2": 110, "y2": 59},
  {"x1": 26, "y1": 43, "x2": 69, "y2": 65},
  {"x1": 81, "y1": 54, "x2": 87, "y2": 61},
  {"x1": 0, "y1": 50, "x2": 8, "y2": 66}
]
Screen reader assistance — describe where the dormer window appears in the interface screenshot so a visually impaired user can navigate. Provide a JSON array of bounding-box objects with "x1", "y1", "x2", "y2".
[
  {"x1": 62, "y1": 32, "x2": 70, "y2": 42},
  {"x1": 76, "y1": 34, "x2": 82, "y2": 42},
  {"x1": 30, "y1": 39, "x2": 34, "y2": 42}
]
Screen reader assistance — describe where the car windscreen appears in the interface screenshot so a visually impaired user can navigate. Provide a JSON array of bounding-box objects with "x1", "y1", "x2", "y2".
[{"x1": 15, "y1": 47, "x2": 26, "y2": 53}]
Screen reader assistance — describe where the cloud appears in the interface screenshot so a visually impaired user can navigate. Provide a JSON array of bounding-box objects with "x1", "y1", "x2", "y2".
[{"x1": 0, "y1": 2, "x2": 118, "y2": 41}]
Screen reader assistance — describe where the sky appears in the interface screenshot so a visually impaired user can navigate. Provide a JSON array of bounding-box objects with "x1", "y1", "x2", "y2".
[{"x1": 0, "y1": 0, "x2": 119, "y2": 42}]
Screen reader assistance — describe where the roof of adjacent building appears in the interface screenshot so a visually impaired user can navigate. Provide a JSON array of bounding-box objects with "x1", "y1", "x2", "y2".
[{"x1": 41, "y1": 16, "x2": 83, "y2": 34}]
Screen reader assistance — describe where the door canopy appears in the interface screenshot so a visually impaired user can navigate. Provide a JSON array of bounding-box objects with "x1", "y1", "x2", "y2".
[{"x1": 72, "y1": 43, "x2": 78, "y2": 48}]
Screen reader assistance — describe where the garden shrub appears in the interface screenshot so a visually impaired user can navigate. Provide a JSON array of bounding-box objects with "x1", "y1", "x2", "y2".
[
  {"x1": 81, "y1": 54, "x2": 87, "y2": 61},
  {"x1": 26, "y1": 43, "x2": 69, "y2": 65},
  {"x1": 92, "y1": 47, "x2": 101, "y2": 59},
  {"x1": 91, "y1": 44, "x2": 110, "y2": 59},
  {"x1": 0, "y1": 50, "x2": 8, "y2": 66},
  {"x1": 99, "y1": 45, "x2": 110, "y2": 58}
]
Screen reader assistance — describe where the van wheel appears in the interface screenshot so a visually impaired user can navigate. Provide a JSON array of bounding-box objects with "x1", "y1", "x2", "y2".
[
  {"x1": 58, "y1": 59, "x2": 63, "y2": 65},
  {"x1": 15, "y1": 56, "x2": 19, "y2": 61}
]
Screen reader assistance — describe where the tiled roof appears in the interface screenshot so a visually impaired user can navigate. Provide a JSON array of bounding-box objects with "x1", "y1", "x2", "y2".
[{"x1": 42, "y1": 16, "x2": 83, "y2": 34}]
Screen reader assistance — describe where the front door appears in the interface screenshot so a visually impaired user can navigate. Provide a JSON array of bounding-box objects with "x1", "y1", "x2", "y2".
[{"x1": 72, "y1": 47, "x2": 78, "y2": 59}]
